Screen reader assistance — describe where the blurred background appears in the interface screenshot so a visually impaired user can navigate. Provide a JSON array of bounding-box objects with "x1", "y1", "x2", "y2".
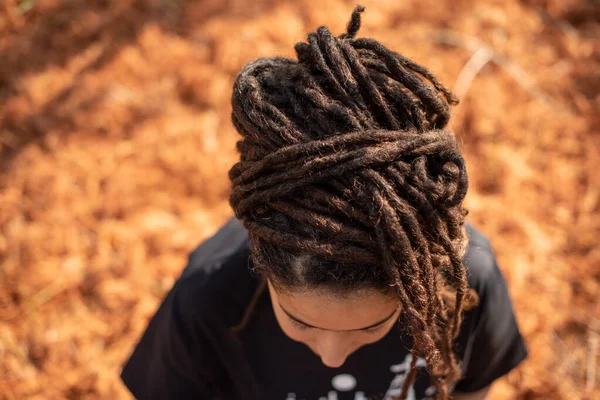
[{"x1": 0, "y1": 0, "x2": 598, "y2": 399}]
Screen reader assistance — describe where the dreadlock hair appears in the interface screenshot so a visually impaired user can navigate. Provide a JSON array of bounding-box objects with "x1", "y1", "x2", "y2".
[{"x1": 228, "y1": 5, "x2": 476, "y2": 400}]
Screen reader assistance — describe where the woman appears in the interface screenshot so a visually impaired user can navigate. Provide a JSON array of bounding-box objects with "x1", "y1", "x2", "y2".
[{"x1": 121, "y1": 6, "x2": 527, "y2": 400}]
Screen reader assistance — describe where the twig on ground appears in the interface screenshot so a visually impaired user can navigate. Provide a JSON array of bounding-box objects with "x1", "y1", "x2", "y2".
[
  {"x1": 453, "y1": 47, "x2": 494, "y2": 103},
  {"x1": 533, "y1": 6, "x2": 578, "y2": 38},
  {"x1": 551, "y1": 330, "x2": 579, "y2": 377},
  {"x1": 430, "y1": 29, "x2": 553, "y2": 104}
]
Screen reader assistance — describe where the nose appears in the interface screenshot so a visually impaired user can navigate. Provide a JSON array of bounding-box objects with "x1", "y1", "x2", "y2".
[{"x1": 316, "y1": 331, "x2": 353, "y2": 368}]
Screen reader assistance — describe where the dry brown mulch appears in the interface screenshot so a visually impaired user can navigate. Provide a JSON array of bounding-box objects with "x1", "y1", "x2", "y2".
[{"x1": 1, "y1": 1, "x2": 598, "y2": 399}]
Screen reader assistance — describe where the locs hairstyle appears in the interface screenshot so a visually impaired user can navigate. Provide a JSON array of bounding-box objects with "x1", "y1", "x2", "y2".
[{"x1": 228, "y1": 6, "x2": 475, "y2": 400}]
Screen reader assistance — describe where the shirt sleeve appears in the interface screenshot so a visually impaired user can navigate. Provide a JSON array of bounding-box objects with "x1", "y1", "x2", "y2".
[
  {"x1": 120, "y1": 280, "x2": 216, "y2": 400},
  {"x1": 453, "y1": 245, "x2": 528, "y2": 393}
]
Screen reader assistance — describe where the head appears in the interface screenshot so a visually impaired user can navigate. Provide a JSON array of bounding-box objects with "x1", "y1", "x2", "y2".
[
  {"x1": 267, "y1": 272, "x2": 401, "y2": 368},
  {"x1": 228, "y1": 5, "x2": 474, "y2": 400}
]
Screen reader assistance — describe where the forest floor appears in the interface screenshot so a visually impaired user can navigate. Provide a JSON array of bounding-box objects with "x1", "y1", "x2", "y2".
[{"x1": 1, "y1": 0, "x2": 599, "y2": 399}]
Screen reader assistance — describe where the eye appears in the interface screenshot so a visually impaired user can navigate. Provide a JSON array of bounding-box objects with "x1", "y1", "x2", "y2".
[
  {"x1": 290, "y1": 318, "x2": 312, "y2": 331},
  {"x1": 363, "y1": 325, "x2": 383, "y2": 335}
]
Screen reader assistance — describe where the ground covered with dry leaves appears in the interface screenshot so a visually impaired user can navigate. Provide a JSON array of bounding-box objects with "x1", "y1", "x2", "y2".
[{"x1": 1, "y1": 0, "x2": 598, "y2": 399}]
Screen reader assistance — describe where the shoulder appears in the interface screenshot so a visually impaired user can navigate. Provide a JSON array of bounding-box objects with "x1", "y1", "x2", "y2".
[
  {"x1": 462, "y1": 221, "x2": 519, "y2": 324},
  {"x1": 121, "y1": 217, "x2": 260, "y2": 399},
  {"x1": 454, "y1": 222, "x2": 528, "y2": 392},
  {"x1": 172, "y1": 216, "x2": 258, "y2": 328},
  {"x1": 463, "y1": 221, "x2": 503, "y2": 292},
  {"x1": 182, "y1": 216, "x2": 249, "y2": 278}
]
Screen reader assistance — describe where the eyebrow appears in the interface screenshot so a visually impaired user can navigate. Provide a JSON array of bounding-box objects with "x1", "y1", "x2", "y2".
[{"x1": 279, "y1": 303, "x2": 399, "y2": 332}]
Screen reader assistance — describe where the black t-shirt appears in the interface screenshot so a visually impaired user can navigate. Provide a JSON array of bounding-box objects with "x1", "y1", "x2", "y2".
[{"x1": 121, "y1": 216, "x2": 528, "y2": 400}]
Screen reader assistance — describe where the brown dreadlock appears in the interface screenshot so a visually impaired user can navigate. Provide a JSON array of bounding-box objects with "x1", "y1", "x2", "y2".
[{"x1": 228, "y1": 5, "x2": 473, "y2": 400}]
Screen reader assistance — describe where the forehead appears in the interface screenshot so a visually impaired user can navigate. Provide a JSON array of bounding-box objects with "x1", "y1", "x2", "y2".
[{"x1": 269, "y1": 282, "x2": 398, "y2": 331}]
